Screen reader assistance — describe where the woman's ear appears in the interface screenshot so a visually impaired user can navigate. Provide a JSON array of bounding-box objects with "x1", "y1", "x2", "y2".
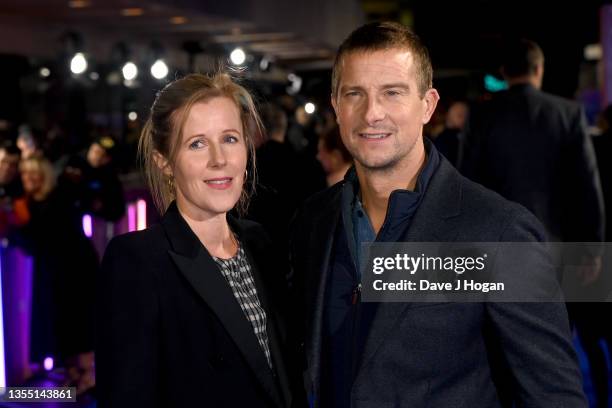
[{"x1": 153, "y1": 150, "x2": 173, "y2": 177}]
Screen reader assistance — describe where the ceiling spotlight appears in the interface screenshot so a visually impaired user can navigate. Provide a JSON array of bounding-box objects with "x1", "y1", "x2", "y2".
[
  {"x1": 304, "y1": 102, "x2": 316, "y2": 114},
  {"x1": 128, "y1": 111, "x2": 138, "y2": 121},
  {"x1": 39, "y1": 67, "x2": 50, "y2": 78},
  {"x1": 230, "y1": 48, "x2": 246, "y2": 65},
  {"x1": 70, "y1": 52, "x2": 87, "y2": 75},
  {"x1": 259, "y1": 56, "x2": 271, "y2": 72},
  {"x1": 286, "y1": 73, "x2": 302, "y2": 95},
  {"x1": 89, "y1": 71, "x2": 99, "y2": 81},
  {"x1": 122, "y1": 61, "x2": 138, "y2": 81},
  {"x1": 150, "y1": 59, "x2": 169, "y2": 79}
]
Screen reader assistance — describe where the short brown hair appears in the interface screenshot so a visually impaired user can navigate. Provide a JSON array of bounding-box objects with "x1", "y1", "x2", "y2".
[
  {"x1": 139, "y1": 72, "x2": 261, "y2": 215},
  {"x1": 501, "y1": 38, "x2": 544, "y2": 78},
  {"x1": 331, "y1": 21, "x2": 433, "y2": 99}
]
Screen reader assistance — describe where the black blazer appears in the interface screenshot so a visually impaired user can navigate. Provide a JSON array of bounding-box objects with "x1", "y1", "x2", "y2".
[
  {"x1": 290, "y1": 154, "x2": 587, "y2": 407},
  {"x1": 461, "y1": 83, "x2": 604, "y2": 242},
  {"x1": 96, "y1": 202, "x2": 301, "y2": 408}
]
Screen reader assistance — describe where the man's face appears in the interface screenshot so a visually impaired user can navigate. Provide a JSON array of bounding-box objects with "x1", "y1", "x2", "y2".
[
  {"x1": 0, "y1": 149, "x2": 20, "y2": 184},
  {"x1": 332, "y1": 48, "x2": 438, "y2": 172}
]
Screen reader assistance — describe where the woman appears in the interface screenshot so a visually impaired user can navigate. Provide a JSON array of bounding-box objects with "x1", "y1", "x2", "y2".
[
  {"x1": 96, "y1": 73, "x2": 302, "y2": 407},
  {"x1": 13, "y1": 156, "x2": 97, "y2": 392}
]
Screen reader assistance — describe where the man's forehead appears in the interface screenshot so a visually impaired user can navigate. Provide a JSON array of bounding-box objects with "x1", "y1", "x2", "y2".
[{"x1": 338, "y1": 48, "x2": 417, "y2": 85}]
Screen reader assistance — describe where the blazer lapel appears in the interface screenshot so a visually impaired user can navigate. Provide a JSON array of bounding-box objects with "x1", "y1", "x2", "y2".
[
  {"x1": 162, "y1": 203, "x2": 284, "y2": 408},
  {"x1": 237, "y1": 223, "x2": 293, "y2": 408},
  {"x1": 356, "y1": 158, "x2": 464, "y2": 377}
]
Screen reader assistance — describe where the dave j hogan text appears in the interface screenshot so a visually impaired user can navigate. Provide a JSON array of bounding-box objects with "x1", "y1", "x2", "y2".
[{"x1": 372, "y1": 279, "x2": 505, "y2": 293}]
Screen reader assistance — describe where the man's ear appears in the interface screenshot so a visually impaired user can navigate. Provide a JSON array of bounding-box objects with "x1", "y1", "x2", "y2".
[
  {"x1": 422, "y1": 88, "x2": 440, "y2": 124},
  {"x1": 153, "y1": 150, "x2": 172, "y2": 177}
]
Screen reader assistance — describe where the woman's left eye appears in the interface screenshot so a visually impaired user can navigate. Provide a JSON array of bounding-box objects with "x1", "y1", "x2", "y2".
[{"x1": 224, "y1": 135, "x2": 239, "y2": 143}]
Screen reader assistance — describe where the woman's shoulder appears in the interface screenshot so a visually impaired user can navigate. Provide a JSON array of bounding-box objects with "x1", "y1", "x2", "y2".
[
  {"x1": 103, "y1": 223, "x2": 167, "y2": 260},
  {"x1": 232, "y1": 217, "x2": 271, "y2": 248}
]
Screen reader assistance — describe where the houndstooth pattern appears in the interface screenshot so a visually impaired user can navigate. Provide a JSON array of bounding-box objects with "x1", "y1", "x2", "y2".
[{"x1": 213, "y1": 246, "x2": 273, "y2": 369}]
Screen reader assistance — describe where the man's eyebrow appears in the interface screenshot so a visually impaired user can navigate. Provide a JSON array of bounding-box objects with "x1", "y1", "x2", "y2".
[
  {"x1": 339, "y1": 83, "x2": 412, "y2": 92},
  {"x1": 339, "y1": 84, "x2": 364, "y2": 92},
  {"x1": 381, "y1": 83, "x2": 411, "y2": 90}
]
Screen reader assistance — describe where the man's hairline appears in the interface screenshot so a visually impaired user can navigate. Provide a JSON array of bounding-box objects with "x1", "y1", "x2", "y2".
[{"x1": 332, "y1": 46, "x2": 429, "y2": 102}]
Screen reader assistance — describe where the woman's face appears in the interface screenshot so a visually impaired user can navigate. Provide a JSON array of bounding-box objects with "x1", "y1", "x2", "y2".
[
  {"x1": 170, "y1": 97, "x2": 248, "y2": 219},
  {"x1": 21, "y1": 166, "x2": 44, "y2": 196}
]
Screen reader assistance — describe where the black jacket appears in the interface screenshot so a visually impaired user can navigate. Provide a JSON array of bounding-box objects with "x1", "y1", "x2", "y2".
[
  {"x1": 461, "y1": 84, "x2": 604, "y2": 242},
  {"x1": 290, "y1": 153, "x2": 586, "y2": 407},
  {"x1": 96, "y1": 202, "x2": 303, "y2": 407}
]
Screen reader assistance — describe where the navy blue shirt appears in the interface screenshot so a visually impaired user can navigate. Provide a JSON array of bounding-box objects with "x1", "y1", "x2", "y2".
[{"x1": 320, "y1": 140, "x2": 440, "y2": 407}]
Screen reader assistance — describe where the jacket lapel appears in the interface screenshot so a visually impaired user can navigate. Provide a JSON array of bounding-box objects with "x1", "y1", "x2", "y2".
[
  {"x1": 356, "y1": 158, "x2": 464, "y2": 377},
  {"x1": 237, "y1": 222, "x2": 293, "y2": 408},
  {"x1": 161, "y1": 203, "x2": 284, "y2": 408}
]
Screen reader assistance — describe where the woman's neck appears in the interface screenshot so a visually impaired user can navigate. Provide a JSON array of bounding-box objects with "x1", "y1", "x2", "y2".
[{"x1": 177, "y1": 203, "x2": 238, "y2": 259}]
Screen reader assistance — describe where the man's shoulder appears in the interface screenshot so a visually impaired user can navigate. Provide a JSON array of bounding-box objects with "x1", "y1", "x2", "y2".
[
  {"x1": 534, "y1": 90, "x2": 581, "y2": 116},
  {"x1": 453, "y1": 169, "x2": 547, "y2": 241}
]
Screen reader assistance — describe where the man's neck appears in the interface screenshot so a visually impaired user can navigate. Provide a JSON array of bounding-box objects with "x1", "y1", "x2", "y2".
[
  {"x1": 506, "y1": 76, "x2": 541, "y2": 90},
  {"x1": 355, "y1": 141, "x2": 426, "y2": 234}
]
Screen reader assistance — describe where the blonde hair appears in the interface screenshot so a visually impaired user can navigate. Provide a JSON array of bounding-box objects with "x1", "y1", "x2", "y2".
[
  {"x1": 138, "y1": 72, "x2": 261, "y2": 215},
  {"x1": 19, "y1": 156, "x2": 56, "y2": 200}
]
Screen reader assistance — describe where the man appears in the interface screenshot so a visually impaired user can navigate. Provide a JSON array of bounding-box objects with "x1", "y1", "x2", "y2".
[
  {"x1": 433, "y1": 100, "x2": 468, "y2": 167},
  {"x1": 460, "y1": 39, "x2": 604, "y2": 244},
  {"x1": 60, "y1": 135, "x2": 125, "y2": 222},
  {"x1": 290, "y1": 22, "x2": 586, "y2": 407}
]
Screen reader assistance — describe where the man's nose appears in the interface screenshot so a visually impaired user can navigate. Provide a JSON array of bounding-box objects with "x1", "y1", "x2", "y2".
[{"x1": 363, "y1": 96, "x2": 386, "y2": 125}]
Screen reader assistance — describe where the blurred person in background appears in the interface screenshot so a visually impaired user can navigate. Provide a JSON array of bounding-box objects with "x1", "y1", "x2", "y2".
[
  {"x1": 16, "y1": 125, "x2": 42, "y2": 159},
  {"x1": 0, "y1": 140, "x2": 23, "y2": 237},
  {"x1": 60, "y1": 135, "x2": 125, "y2": 222},
  {"x1": 316, "y1": 125, "x2": 352, "y2": 186},
  {"x1": 97, "y1": 73, "x2": 305, "y2": 408},
  {"x1": 433, "y1": 100, "x2": 468, "y2": 167},
  {"x1": 461, "y1": 38, "x2": 604, "y2": 244},
  {"x1": 11, "y1": 156, "x2": 97, "y2": 395},
  {"x1": 0, "y1": 140, "x2": 22, "y2": 199},
  {"x1": 249, "y1": 102, "x2": 300, "y2": 256}
]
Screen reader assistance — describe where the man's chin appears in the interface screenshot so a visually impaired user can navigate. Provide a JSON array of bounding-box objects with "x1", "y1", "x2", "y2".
[{"x1": 355, "y1": 156, "x2": 400, "y2": 173}]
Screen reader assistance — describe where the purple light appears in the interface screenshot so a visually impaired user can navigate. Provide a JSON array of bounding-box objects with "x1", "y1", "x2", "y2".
[
  {"x1": 127, "y1": 204, "x2": 136, "y2": 232},
  {"x1": 82, "y1": 214, "x2": 93, "y2": 238},
  {"x1": 0, "y1": 248, "x2": 6, "y2": 388},
  {"x1": 137, "y1": 199, "x2": 147, "y2": 231},
  {"x1": 43, "y1": 357, "x2": 53, "y2": 371}
]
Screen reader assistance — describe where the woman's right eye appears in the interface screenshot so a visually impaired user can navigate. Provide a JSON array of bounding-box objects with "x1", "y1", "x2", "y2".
[{"x1": 189, "y1": 139, "x2": 206, "y2": 149}]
